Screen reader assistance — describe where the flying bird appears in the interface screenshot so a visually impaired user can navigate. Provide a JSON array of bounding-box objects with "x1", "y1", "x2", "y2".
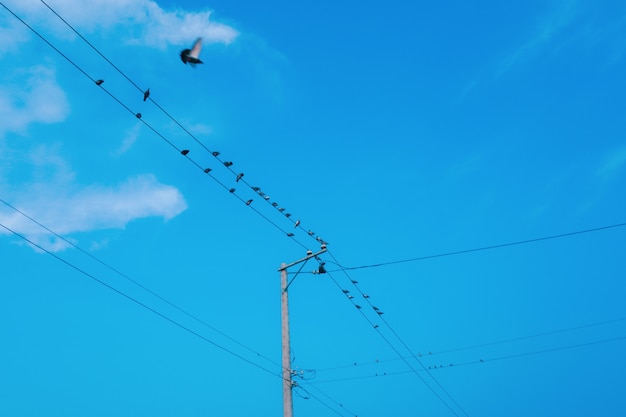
[
  {"x1": 180, "y1": 38, "x2": 203, "y2": 66},
  {"x1": 143, "y1": 88, "x2": 150, "y2": 101}
]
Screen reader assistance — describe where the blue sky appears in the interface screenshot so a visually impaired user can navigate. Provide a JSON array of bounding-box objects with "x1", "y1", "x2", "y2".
[{"x1": 1, "y1": 0, "x2": 625, "y2": 415}]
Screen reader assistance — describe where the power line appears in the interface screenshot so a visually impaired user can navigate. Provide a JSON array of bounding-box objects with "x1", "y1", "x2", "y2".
[
  {"x1": 310, "y1": 334, "x2": 626, "y2": 384},
  {"x1": 0, "y1": 195, "x2": 281, "y2": 369},
  {"x1": 314, "y1": 317, "x2": 626, "y2": 372},
  {"x1": 324, "y1": 269, "x2": 464, "y2": 417},
  {"x1": 35, "y1": 0, "x2": 327, "y2": 248},
  {"x1": 325, "y1": 222, "x2": 626, "y2": 272},
  {"x1": 297, "y1": 381, "x2": 359, "y2": 417},
  {"x1": 0, "y1": 1, "x2": 311, "y2": 250},
  {"x1": 329, "y1": 249, "x2": 470, "y2": 416},
  {"x1": 326, "y1": 255, "x2": 469, "y2": 417},
  {"x1": 0, "y1": 220, "x2": 284, "y2": 380}
]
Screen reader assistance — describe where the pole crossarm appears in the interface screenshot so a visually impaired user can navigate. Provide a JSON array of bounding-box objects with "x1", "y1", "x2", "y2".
[{"x1": 278, "y1": 247, "x2": 327, "y2": 272}]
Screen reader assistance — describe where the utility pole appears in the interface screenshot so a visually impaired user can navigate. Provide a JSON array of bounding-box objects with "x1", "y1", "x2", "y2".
[
  {"x1": 278, "y1": 245, "x2": 327, "y2": 417},
  {"x1": 280, "y1": 263, "x2": 293, "y2": 417}
]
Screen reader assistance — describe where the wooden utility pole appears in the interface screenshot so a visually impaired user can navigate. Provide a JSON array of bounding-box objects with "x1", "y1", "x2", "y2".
[
  {"x1": 280, "y1": 263, "x2": 294, "y2": 417},
  {"x1": 278, "y1": 245, "x2": 327, "y2": 417}
]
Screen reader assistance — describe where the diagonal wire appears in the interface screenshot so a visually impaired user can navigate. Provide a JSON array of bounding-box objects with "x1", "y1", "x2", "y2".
[
  {"x1": 327, "y1": 222, "x2": 626, "y2": 271},
  {"x1": 325, "y1": 270, "x2": 462, "y2": 417},
  {"x1": 311, "y1": 334, "x2": 626, "y2": 384},
  {"x1": 0, "y1": 196, "x2": 281, "y2": 368},
  {"x1": 37, "y1": 0, "x2": 327, "y2": 246},
  {"x1": 0, "y1": 220, "x2": 284, "y2": 380},
  {"x1": 328, "y1": 250, "x2": 472, "y2": 416},
  {"x1": 0, "y1": 1, "x2": 309, "y2": 250}
]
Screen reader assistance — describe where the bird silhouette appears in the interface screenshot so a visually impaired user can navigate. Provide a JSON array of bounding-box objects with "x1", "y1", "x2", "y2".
[
  {"x1": 143, "y1": 88, "x2": 150, "y2": 101},
  {"x1": 181, "y1": 149, "x2": 189, "y2": 155},
  {"x1": 95, "y1": 79, "x2": 104, "y2": 85},
  {"x1": 135, "y1": 113, "x2": 142, "y2": 119},
  {"x1": 236, "y1": 173, "x2": 244, "y2": 182},
  {"x1": 294, "y1": 220, "x2": 301, "y2": 228},
  {"x1": 229, "y1": 188, "x2": 235, "y2": 193},
  {"x1": 212, "y1": 151, "x2": 220, "y2": 156},
  {"x1": 204, "y1": 168, "x2": 212, "y2": 173},
  {"x1": 180, "y1": 38, "x2": 203, "y2": 66},
  {"x1": 224, "y1": 161, "x2": 233, "y2": 167},
  {"x1": 245, "y1": 199, "x2": 253, "y2": 205}
]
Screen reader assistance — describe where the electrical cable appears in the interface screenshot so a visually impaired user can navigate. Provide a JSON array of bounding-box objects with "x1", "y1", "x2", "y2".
[
  {"x1": 0, "y1": 196, "x2": 281, "y2": 369},
  {"x1": 334, "y1": 251, "x2": 470, "y2": 416},
  {"x1": 310, "y1": 333, "x2": 626, "y2": 384},
  {"x1": 325, "y1": 270, "x2": 463, "y2": 417},
  {"x1": 297, "y1": 381, "x2": 359, "y2": 417},
  {"x1": 0, "y1": 220, "x2": 285, "y2": 381},
  {"x1": 36, "y1": 0, "x2": 327, "y2": 247},
  {"x1": 0, "y1": 1, "x2": 309, "y2": 250},
  {"x1": 313, "y1": 317, "x2": 626, "y2": 372},
  {"x1": 325, "y1": 222, "x2": 626, "y2": 272},
  {"x1": 327, "y1": 254, "x2": 469, "y2": 417}
]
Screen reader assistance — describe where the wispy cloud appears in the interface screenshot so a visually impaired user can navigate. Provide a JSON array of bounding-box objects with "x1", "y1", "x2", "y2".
[
  {"x1": 458, "y1": 0, "x2": 581, "y2": 99},
  {"x1": 114, "y1": 123, "x2": 142, "y2": 156},
  {"x1": 0, "y1": 65, "x2": 70, "y2": 135},
  {"x1": 495, "y1": 0, "x2": 581, "y2": 76},
  {"x1": 2, "y1": 0, "x2": 239, "y2": 46},
  {"x1": 597, "y1": 146, "x2": 626, "y2": 181},
  {"x1": 0, "y1": 173, "x2": 187, "y2": 252}
]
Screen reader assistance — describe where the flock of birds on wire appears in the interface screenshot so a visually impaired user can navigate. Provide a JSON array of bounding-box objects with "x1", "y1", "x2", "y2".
[{"x1": 94, "y1": 37, "x2": 329, "y2": 250}]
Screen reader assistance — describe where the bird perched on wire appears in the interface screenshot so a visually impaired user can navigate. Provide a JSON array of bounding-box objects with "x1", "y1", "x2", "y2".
[
  {"x1": 180, "y1": 38, "x2": 203, "y2": 67},
  {"x1": 143, "y1": 88, "x2": 150, "y2": 101}
]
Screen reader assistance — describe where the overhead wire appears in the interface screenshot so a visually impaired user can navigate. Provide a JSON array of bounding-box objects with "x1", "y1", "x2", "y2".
[
  {"x1": 36, "y1": 0, "x2": 327, "y2": 248},
  {"x1": 325, "y1": 270, "x2": 463, "y2": 417},
  {"x1": 0, "y1": 196, "x2": 281, "y2": 369},
  {"x1": 8, "y1": 3, "x2": 623, "y2": 415},
  {"x1": 0, "y1": 1, "x2": 310, "y2": 251},
  {"x1": 313, "y1": 316, "x2": 626, "y2": 372},
  {"x1": 0, "y1": 220, "x2": 284, "y2": 381},
  {"x1": 297, "y1": 381, "x2": 359, "y2": 417},
  {"x1": 331, "y1": 249, "x2": 470, "y2": 416},
  {"x1": 3, "y1": 5, "x2": 358, "y2": 413},
  {"x1": 326, "y1": 222, "x2": 626, "y2": 272},
  {"x1": 310, "y1": 333, "x2": 626, "y2": 384}
]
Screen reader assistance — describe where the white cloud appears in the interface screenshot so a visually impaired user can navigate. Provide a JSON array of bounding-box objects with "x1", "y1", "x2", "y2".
[
  {"x1": 2, "y1": 0, "x2": 238, "y2": 46},
  {"x1": 0, "y1": 171, "x2": 187, "y2": 252},
  {"x1": 0, "y1": 65, "x2": 70, "y2": 135}
]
